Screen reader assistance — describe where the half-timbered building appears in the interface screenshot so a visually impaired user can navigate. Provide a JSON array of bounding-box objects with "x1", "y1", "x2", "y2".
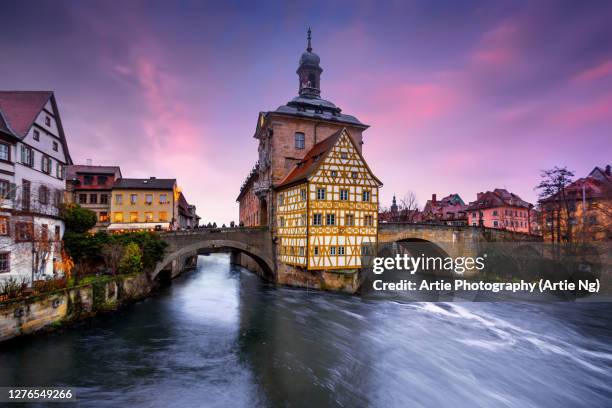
[{"x1": 276, "y1": 128, "x2": 382, "y2": 272}]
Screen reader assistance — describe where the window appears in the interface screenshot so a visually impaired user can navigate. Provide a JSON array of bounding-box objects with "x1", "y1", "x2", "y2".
[
  {"x1": 97, "y1": 175, "x2": 107, "y2": 185},
  {"x1": 38, "y1": 185, "x2": 49, "y2": 205},
  {"x1": 493, "y1": 220, "x2": 498, "y2": 227},
  {"x1": 0, "y1": 143, "x2": 9, "y2": 161},
  {"x1": 21, "y1": 179, "x2": 31, "y2": 211},
  {"x1": 279, "y1": 216, "x2": 285, "y2": 227},
  {"x1": 330, "y1": 246, "x2": 336, "y2": 255},
  {"x1": 0, "y1": 180, "x2": 9, "y2": 198},
  {"x1": 131, "y1": 194, "x2": 138, "y2": 204},
  {"x1": 15, "y1": 222, "x2": 33, "y2": 242},
  {"x1": 345, "y1": 213, "x2": 355, "y2": 226},
  {"x1": 341, "y1": 152, "x2": 348, "y2": 159},
  {"x1": 115, "y1": 194, "x2": 123, "y2": 205},
  {"x1": 89, "y1": 193, "x2": 97, "y2": 204},
  {"x1": 129, "y1": 212, "x2": 139, "y2": 222},
  {"x1": 313, "y1": 246, "x2": 319, "y2": 256},
  {"x1": 114, "y1": 212, "x2": 124, "y2": 222},
  {"x1": 41, "y1": 155, "x2": 52, "y2": 174},
  {"x1": 145, "y1": 194, "x2": 153, "y2": 205},
  {"x1": 352, "y1": 171, "x2": 358, "y2": 179},
  {"x1": 100, "y1": 194, "x2": 108, "y2": 204},
  {"x1": 313, "y1": 213, "x2": 322, "y2": 226},
  {"x1": 56, "y1": 163, "x2": 64, "y2": 179},
  {"x1": 316, "y1": 187, "x2": 326, "y2": 200},
  {"x1": 99, "y1": 212, "x2": 109, "y2": 223},
  {"x1": 361, "y1": 245, "x2": 371, "y2": 256},
  {"x1": 340, "y1": 189, "x2": 348, "y2": 201},
  {"x1": 362, "y1": 190, "x2": 371, "y2": 202},
  {"x1": 52, "y1": 141, "x2": 58, "y2": 151},
  {"x1": 493, "y1": 210, "x2": 498, "y2": 216},
  {"x1": 145, "y1": 212, "x2": 153, "y2": 222},
  {"x1": 300, "y1": 189, "x2": 306, "y2": 201},
  {"x1": 278, "y1": 193, "x2": 284, "y2": 206},
  {"x1": 41, "y1": 224, "x2": 49, "y2": 242},
  {"x1": 33, "y1": 130, "x2": 40, "y2": 141},
  {"x1": 326, "y1": 213, "x2": 335, "y2": 226},
  {"x1": 338, "y1": 246, "x2": 345, "y2": 255},
  {"x1": 79, "y1": 193, "x2": 87, "y2": 204},
  {"x1": 299, "y1": 247, "x2": 305, "y2": 256},
  {"x1": 295, "y1": 132, "x2": 305, "y2": 149},
  {"x1": 45, "y1": 116, "x2": 51, "y2": 126},
  {"x1": 159, "y1": 211, "x2": 169, "y2": 222},
  {"x1": 364, "y1": 215, "x2": 374, "y2": 226},
  {"x1": 300, "y1": 213, "x2": 307, "y2": 226},
  {"x1": 54, "y1": 189, "x2": 62, "y2": 206},
  {"x1": 0, "y1": 216, "x2": 8, "y2": 235},
  {"x1": 0, "y1": 253, "x2": 9, "y2": 273},
  {"x1": 159, "y1": 193, "x2": 167, "y2": 204},
  {"x1": 83, "y1": 175, "x2": 93, "y2": 185},
  {"x1": 21, "y1": 145, "x2": 33, "y2": 166},
  {"x1": 331, "y1": 170, "x2": 337, "y2": 177},
  {"x1": 54, "y1": 225, "x2": 61, "y2": 241}
]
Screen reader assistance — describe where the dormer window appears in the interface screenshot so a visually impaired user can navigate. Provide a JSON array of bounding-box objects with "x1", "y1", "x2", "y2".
[
  {"x1": 52, "y1": 141, "x2": 58, "y2": 151},
  {"x1": 33, "y1": 130, "x2": 40, "y2": 141},
  {"x1": 45, "y1": 116, "x2": 51, "y2": 126}
]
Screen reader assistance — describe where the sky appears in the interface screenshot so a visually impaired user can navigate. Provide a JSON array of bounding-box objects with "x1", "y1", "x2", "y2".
[{"x1": 1, "y1": 0, "x2": 611, "y2": 224}]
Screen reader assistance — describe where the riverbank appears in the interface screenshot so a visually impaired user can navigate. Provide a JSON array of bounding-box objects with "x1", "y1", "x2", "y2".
[{"x1": 0, "y1": 271, "x2": 156, "y2": 343}]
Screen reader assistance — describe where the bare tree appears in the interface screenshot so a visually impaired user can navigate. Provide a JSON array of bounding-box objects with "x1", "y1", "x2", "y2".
[
  {"x1": 398, "y1": 192, "x2": 420, "y2": 222},
  {"x1": 102, "y1": 243, "x2": 125, "y2": 275},
  {"x1": 536, "y1": 167, "x2": 575, "y2": 243}
]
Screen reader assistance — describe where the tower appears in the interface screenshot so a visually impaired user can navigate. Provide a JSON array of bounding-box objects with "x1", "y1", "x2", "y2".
[{"x1": 297, "y1": 28, "x2": 322, "y2": 98}]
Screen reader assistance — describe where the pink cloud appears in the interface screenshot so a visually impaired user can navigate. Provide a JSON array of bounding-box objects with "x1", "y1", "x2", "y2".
[
  {"x1": 547, "y1": 92, "x2": 612, "y2": 127},
  {"x1": 574, "y1": 59, "x2": 612, "y2": 82},
  {"x1": 471, "y1": 21, "x2": 521, "y2": 67}
]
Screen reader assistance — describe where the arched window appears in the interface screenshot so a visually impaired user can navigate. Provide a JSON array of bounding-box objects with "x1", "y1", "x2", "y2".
[
  {"x1": 295, "y1": 132, "x2": 305, "y2": 149},
  {"x1": 308, "y1": 73, "x2": 317, "y2": 88}
]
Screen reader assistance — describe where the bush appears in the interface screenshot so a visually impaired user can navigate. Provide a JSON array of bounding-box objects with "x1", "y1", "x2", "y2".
[
  {"x1": 63, "y1": 231, "x2": 111, "y2": 264},
  {"x1": 61, "y1": 204, "x2": 97, "y2": 233},
  {"x1": 119, "y1": 242, "x2": 143, "y2": 275}
]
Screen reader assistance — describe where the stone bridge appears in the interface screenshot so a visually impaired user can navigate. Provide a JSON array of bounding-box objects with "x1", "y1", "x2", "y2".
[
  {"x1": 153, "y1": 224, "x2": 541, "y2": 282},
  {"x1": 378, "y1": 223, "x2": 541, "y2": 259},
  {"x1": 153, "y1": 227, "x2": 274, "y2": 280}
]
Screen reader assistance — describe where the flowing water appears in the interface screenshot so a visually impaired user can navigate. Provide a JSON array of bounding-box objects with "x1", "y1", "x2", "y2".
[{"x1": 1, "y1": 253, "x2": 611, "y2": 407}]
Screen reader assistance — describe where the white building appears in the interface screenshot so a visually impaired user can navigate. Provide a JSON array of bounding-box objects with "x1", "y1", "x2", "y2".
[{"x1": 0, "y1": 91, "x2": 72, "y2": 284}]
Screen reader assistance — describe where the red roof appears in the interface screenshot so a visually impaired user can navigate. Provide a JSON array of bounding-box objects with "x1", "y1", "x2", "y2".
[
  {"x1": 277, "y1": 129, "x2": 343, "y2": 188},
  {"x1": 0, "y1": 91, "x2": 52, "y2": 137},
  {"x1": 276, "y1": 128, "x2": 382, "y2": 189}
]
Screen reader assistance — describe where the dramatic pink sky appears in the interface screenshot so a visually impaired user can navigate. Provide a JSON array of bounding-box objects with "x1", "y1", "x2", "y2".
[{"x1": 1, "y1": 1, "x2": 611, "y2": 224}]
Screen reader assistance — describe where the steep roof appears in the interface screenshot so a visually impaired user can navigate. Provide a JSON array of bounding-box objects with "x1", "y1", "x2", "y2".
[
  {"x1": 0, "y1": 90, "x2": 73, "y2": 164},
  {"x1": 0, "y1": 91, "x2": 52, "y2": 137},
  {"x1": 66, "y1": 165, "x2": 122, "y2": 180},
  {"x1": 466, "y1": 189, "x2": 531, "y2": 211},
  {"x1": 113, "y1": 177, "x2": 176, "y2": 190},
  {"x1": 277, "y1": 128, "x2": 382, "y2": 189}
]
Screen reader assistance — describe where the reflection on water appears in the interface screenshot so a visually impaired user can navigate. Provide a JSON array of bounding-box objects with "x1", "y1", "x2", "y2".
[{"x1": 0, "y1": 254, "x2": 611, "y2": 407}]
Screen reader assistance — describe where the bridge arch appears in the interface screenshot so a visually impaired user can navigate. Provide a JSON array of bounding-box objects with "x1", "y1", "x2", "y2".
[{"x1": 152, "y1": 239, "x2": 275, "y2": 281}]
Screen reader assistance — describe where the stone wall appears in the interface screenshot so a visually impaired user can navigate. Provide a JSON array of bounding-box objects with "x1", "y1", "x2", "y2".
[{"x1": 0, "y1": 273, "x2": 154, "y2": 343}]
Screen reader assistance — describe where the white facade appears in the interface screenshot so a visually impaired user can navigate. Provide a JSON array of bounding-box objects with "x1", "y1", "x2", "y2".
[{"x1": 0, "y1": 94, "x2": 71, "y2": 284}]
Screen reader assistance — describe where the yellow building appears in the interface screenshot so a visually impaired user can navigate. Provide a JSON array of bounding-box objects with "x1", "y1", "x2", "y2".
[
  {"x1": 276, "y1": 128, "x2": 382, "y2": 270},
  {"x1": 108, "y1": 177, "x2": 179, "y2": 232}
]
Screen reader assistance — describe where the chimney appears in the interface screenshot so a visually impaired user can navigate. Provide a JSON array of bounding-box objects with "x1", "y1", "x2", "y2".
[
  {"x1": 86, "y1": 158, "x2": 92, "y2": 166},
  {"x1": 150, "y1": 176, "x2": 156, "y2": 180},
  {"x1": 606, "y1": 165, "x2": 611, "y2": 176},
  {"x1": 432, "y1": 194, "x2": 437, "y2": 203}
]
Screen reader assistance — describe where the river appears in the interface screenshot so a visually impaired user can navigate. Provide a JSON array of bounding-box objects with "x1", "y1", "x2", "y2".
[{"x1": 1, "y1": 253, "x2": 611, "y2": 407}]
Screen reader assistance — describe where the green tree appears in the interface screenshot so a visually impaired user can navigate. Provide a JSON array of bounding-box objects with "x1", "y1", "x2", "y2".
[
  {"x1": 119, "y1": 242, "x2": 143, "y2": 275},
  {"x1": 62, "y1": 204, "x2": 97, "y2": 233}
]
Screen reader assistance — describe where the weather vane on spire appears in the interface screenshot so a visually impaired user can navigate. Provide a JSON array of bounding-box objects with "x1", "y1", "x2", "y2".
[{"x1": 307, "y1": 27, "x2": 312, "y2": 52}]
